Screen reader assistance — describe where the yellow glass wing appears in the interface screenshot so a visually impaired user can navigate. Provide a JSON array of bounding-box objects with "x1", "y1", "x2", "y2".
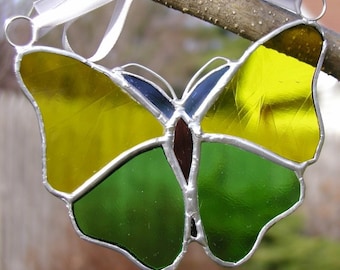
[
  {"x1": 19, "y1": 50, "x2": 163, "y2": 193},
  {"x1": 201, "y1": 25, "x2": 323, "y2": 163}
]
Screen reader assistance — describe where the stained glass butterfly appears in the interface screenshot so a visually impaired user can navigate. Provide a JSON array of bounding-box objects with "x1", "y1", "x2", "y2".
[{"x1": 14, "y1": 19, "x2": 326, "y2": 269}]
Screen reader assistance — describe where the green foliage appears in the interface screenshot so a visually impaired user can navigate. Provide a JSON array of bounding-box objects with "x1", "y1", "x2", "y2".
[{"x1": 237, "y1": 212, "x2": 340, "y2": 270}]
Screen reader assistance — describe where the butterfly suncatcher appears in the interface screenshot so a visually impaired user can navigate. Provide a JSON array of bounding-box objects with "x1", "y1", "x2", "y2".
[{"x1": 9, "y1": 8, "x2": 327, "y2": 270}]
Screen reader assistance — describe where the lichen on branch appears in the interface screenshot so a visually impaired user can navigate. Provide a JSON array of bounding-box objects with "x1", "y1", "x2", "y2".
[{"x1": 152, "y1": 0, "x2": 340, "y2": 80}]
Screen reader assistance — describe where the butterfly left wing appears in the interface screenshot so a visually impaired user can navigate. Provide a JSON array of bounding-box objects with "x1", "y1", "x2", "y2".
[
  {"x1": 72, "y1": 146, "x2": 185, "y2": 270},
  {"x1": 17, "y1": 47, "x2": 187, "y2": 269},
  {"x1": 16, "y1": 47, "x2": 166, "y2": 195}
]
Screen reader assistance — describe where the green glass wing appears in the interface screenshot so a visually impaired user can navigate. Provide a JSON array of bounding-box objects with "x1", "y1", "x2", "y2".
[
  {"x1": 72, "y1": 147, "x2": 185, "y2": 270},
  {"x1": 18, "y1": 49, "x2": 163, "y2": 193},
  {"x1": 197, "y1": 142, "x2": 300, "y2": 263},
  {"x1": 201, "y1": 25, "x2": 323, "y2": 163}
]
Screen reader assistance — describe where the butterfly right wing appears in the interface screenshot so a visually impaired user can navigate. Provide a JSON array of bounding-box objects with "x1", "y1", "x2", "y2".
[
  {"x1": 197, "y1": 139, "x2": 301, "y2": 266},
  {"x1": 200, "y1": 22, "x2": 326, "y2": 163},
  {"x1": 183, "y1": 21, "x2": 326, "y2": 266}
]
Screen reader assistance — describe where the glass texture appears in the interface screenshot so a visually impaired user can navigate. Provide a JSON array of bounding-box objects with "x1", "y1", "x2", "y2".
[
  {"x1": 184, "y1": 66, "x2": 230, "y2": 116},
  {"x1": 174, "y1": 118, "x2": 193, "y2": 181},
  {"x1": 264, "y1": 25, "x2": 323, "y2": 67},
  {"x1": 73, "y1": 147, "x2": 185, "y2": 269},
  {"x1": 201, "y1": 43, "x2": 321, "y2": 162},
  {"x1": 123, "y1": 74, "x2": 175, "y2": 118},
  {"x1": 198, "y1": 142, "x2": 300, "y2": 262},
  {"x1": 20, "y1": 52, "x2": 164, "y2": 193}
]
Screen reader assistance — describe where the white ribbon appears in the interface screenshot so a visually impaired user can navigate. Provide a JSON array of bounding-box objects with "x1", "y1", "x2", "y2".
[
  {"x1": 33, "y1": 0, "x2": 113, "y2": 29},
  {"x1": 264, "y1": 0, "x2": 302, "y2": 14},
  {"x1": 31, "y1": 0, "x2": 133, "y2": 61},
  {"x1": 264, "y1": 0, "x2": 327, "y2": 21}
]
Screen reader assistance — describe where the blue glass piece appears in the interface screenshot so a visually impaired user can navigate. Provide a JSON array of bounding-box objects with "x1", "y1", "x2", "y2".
[
  {"x1": 184, "y1": 66, "x2": 230, "y2": 117},
  {"x1": 124, "y1": 74, "x2": 175, "y2": 119}
]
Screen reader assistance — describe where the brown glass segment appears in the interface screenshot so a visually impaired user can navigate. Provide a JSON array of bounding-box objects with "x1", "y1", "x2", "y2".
[
  {"x1": 190, "y1": 218, "x2": 198, "y2": 237},
  {"x1": 264, "y1": 24, "x2": 323, "y2": 67},
  {"x1": 174, "y1": 118, "x2": 193, "y2": 182}
]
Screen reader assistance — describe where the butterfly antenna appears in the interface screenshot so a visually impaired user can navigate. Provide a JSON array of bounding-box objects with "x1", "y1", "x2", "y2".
[
  {"x1": 183, "y1": 56, "x2": 229, "y2": 98},
  {"x1": 121, "y1": 63, "x2": 178, "y2": 100}
]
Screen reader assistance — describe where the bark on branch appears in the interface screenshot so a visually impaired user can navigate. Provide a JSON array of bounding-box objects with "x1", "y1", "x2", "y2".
[{"x1": 152, "y1": 0, "x2": 340, "y2": 81}]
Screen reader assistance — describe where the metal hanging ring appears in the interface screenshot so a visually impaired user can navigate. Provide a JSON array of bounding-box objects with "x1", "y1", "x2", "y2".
[
  {"x1": 300, "y1": 0, "x2": 327, "y2": 21},
  {"x1": 4, "y1": 16, "x2": 37, "y2": 48}
]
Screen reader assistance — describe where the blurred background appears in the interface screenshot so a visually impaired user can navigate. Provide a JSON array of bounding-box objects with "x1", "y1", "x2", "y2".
[{"x1": 1, "y1": 0, "x2": 340, "y2": 269}]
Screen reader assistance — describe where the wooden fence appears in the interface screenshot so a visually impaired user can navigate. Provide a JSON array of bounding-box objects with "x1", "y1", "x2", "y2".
[{"x1": 1, "y1": 90, "x2": 339, "y2": 270}]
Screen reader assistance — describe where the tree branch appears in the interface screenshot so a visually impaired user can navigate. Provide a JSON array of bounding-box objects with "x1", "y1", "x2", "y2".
[{"x1": 152, "y1": 0, "x2": 340, "y2": 81}]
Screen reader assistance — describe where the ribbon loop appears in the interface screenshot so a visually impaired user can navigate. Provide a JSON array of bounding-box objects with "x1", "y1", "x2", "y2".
[
  {"x1": 5, "y1": 0, "x2": 133, "y2": 61},
  {"x1": 62, "y1": 0, "x2": 134, "y2": 62},
  {"x1": 32, "y1": 0, "x2": 114, "y2": 30}
]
